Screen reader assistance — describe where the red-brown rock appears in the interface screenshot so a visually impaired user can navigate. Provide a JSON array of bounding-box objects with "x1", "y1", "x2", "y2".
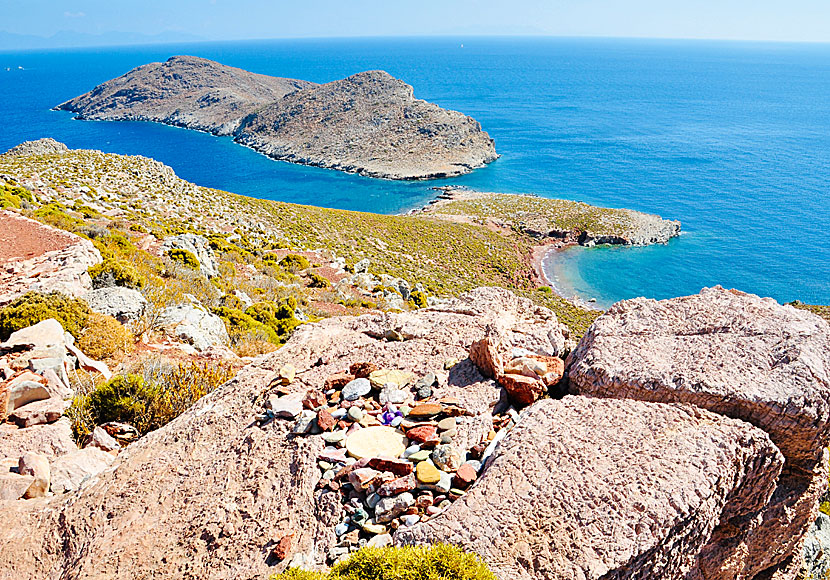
[
  {"x1": 316, "y1": 408, "x2": 336, "y2": 432},
  {"x1": 377, "y1": 473, "x2": 417, "y2": 497},
  {"x1": 349, "y1": 362, "x2": 378, "y2": 379},
  {"x1": 324, "y1": 373, "x2": 354, "y2": 391},
  {"x1": 498, "y1": 373, "x2": 546, "y2": 407},
  {"x1": 406, "y1": 425, "x2": 438, "y2": 444},
  {"x1": 272, "y1": 533, "x2": 294, "y2": 562},
  {"x1": 367, "y1": 457, "x2": 414, "y2": 476},
  {"x1": 302, "y1": 389, "x2": 327, "y2": 410},
  {"x1": 453, "y1": 463, "x2": 478, "y2": 488},
  {"x1": 408, "y1": 403, "x2": 442, "y2": 418}
]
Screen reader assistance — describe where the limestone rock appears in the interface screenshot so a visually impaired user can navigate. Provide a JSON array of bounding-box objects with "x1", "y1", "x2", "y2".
[
  {"x1": 161, "y1": 234, "x2": 218, "y2": 278},
  {"x1": 4, "y1": 138, "x2": 68, "y2": 157},
  {"x1": 469, "y1": 336, "x2": 504, "y2": 379},
  {"x1": 9, "y1": 397, "x2": 69, "y2": 428},
  {"x1": 85, "y1": 426, "x2": 120, "y2": 454},
  {"x1": 157, "y1": 302, "x2": 230, "y2": 351},
  {"x1": 3, "y1": 318, "x2": 66, "y2": 350},
  {"x1": 5, "y1": 380, "x2": 50, "y2": 414},
  {"x1": 51, "y1": 447, "x2": 115, "y2": 494},
  {"x1": 801, "y1": 512, "x2": 830, "y2": 579},
  {"x1": 0, "y1": 472, "x2": 35, "y2": 500},
  {"x1": 567, "y1": 286, "x2": 830, "y2": 578},
  {"x1": 0, "y1": 419, "x2": 78, "y2": 460},
  {"x1": 84, "y1": 286, "x2": 148, "y2": 324},
  {"x1": 396, "y1": 397, "x2": 784, "y2": 580},
  {"x1": 18, "y1": 451, "x2": 50, "y2": 498}
]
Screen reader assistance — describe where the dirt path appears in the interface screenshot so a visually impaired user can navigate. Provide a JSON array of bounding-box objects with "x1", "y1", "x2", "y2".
[{"x1": 0, "y1": 211, "x2": 77, "y2": 264}]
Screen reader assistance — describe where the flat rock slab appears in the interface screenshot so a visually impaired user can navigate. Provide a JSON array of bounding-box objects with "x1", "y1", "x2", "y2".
[
  {"x1": 345, "y1": 426, "x2": 407, "y2": 460},
  {"x1": 395, "y1": 397, "x2": 784, "y2": 580},
  {"x1": 51, "y1": 447, "x2": 115, "y2": 494},
  {"x1": 0, "y1": 419, "x2": 78, "y2": 461}
]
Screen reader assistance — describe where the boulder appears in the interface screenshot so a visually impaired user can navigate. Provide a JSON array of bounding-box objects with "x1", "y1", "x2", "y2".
[
  {"x1": 0, "y1": 473, "x2": 35, "y2": 501},
  {"x1": 9, "y1": 397, "x2": 69, "y2": 428},
  {"x1": 50, "y1": 447, "x2": 115, "y2": 494},
  {"x1": 567, "y1": 286, "x2": 830, "y2": 578},
  {"x1": 469, "y1": 335, "x2": 504, "y2": 379},
  {"x1": 84, "y1": 286, "x2": 148, "y2": 324},
  {"x1": 161, "y1": 234, "x2": 218, "y2": 278},
  {"x1": 396, "y1": 397, "x2": 784, "y2": 580},
  {"x1": 65, "y1": 342, "x2": 112, "y2": 381},
  {"x1": 157, "y1": 302, "x2": 230, "y2": 351},
  {"x1": 85, "y1": 426, "x2": 120, "y2": 454},
  {"x1": 0, "y1": 419, "x2": 78, "y2": 461},
  {"x1": 18, "y1": 451, "x2": 50, "y2": 498},
  {"x1": 5, "y1": 380, "x2": 50, "y2": 414},
  {"x1": 2, "y1": 318, "x2": 65, "y2": 350}
]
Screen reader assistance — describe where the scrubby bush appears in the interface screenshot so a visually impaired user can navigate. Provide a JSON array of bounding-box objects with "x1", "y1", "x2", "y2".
[
  {"x1": 0, "y1": 183, "x2": 33, "y2": 208},
  {"x1": 0, "y1": 291, "x2": 90, "y2": 340},
  {"x1": 213, "y1": 306, "x2": 279, "y2": 344},
  {"x1": 307, "y1": 272, "x2": 331, "y2": 288},
  {"x1": 279, "y1": 253, "x2": 311, "y2": 272},
  {"x1": 89, "y1": 259, "x2": 146, "y2": 289},
  {"x1": 69, "y1": 360, "x2": 235, "y2": 440},
  {"x1": 213, "y1": 298, "x2": 301, "y2": 348},
  {"x1": 408, "y1": 290, "x2": 428, "y2": 309},
  {"x1": 33, "y1": 202, "x2": 81, "y2": 230},
  {"x1": 77, "y1": 312, "x2": 134, "y2": 360},
  {"x1": 72, "y1": 202, "x2": 102, "y2": 219},
  {"x1": 271, "y1": 544, "x2": 496, "y2": 580},
  {"x1": 166, "y1": 248, "x2": 200, "y2": 270},
  {"x1": 246, "y1": 300, "x2": 301, "y2": 337}
]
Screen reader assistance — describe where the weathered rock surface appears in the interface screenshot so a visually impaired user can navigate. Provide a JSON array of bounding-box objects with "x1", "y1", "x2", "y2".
[
  {"x1": 0, "y1": 211, "x2": 102, "y2": 306},
  {"x1": 56, "y1": 57, "x2": 497, "y2": 180},
  {"x1": 0, "y1": 287, "x2": 560, "y2": 579},
  {"x1": 0, "y1": 472, "x2": 35, "y2": 500},
  {"x1": 802, "y1": 512, "x2": 830, "y2": 579},
  {"x1": 396, "y1": 397, "x2": 784, "y2": 580},
  {"x1": 237, "y1": 70, "x2": 497, "y2": 179},
  {"x1": 18, "y1": 451, "x2": 50, "y2": 498},
  {"x1": 8, "y1": 397, "x2": 69, "y2": 428},
  {"x1": 55, "y1": 55, "x2": 314, "y2": 136},
  {"x1": 3, "y1": 137, "x2": 68, "y2": 157},
  {"x1": 0, "y1": 419, "x2": 78, "y2": 461},
  {"x1": 567, "y1": 286, "x2": 830, "y2": 579},
  {"x1": 84, "y1": 286, "x2": 148, "y2": 324},
  {"x1": 50, "y1": 447, "x2": 115, "y2": 494},
  {"x1": 157, "y1": 301, "x2": 230, "y2": 351}
]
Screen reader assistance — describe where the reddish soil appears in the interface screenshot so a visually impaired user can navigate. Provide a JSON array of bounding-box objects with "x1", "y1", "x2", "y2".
[{"x1": 0, "y1": 211, "x2": 77, "y2": 264}]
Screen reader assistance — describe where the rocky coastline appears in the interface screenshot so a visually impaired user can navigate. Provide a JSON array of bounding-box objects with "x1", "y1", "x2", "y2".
[{"x1": 55, "y1": 56, "x2": 498, "y2": 180}]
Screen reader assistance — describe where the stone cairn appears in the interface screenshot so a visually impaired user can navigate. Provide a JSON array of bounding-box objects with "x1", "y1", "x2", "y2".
[{"x1": 258, "y1": 343, "x2": 565, "y2": 565}]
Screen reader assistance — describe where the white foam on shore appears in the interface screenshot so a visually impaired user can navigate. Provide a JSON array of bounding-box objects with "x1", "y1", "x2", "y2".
[{"x1": 540, "y1": 246, "x2": 606, "y2": 311}]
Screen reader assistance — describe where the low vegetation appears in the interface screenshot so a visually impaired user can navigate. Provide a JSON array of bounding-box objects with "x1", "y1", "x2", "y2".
[
  {"x1": 272, "y1": 544, "x2": 496, "y2": 580},
  {"x1": 0, "y1": 291, "x2": 90, "y2": 340}
]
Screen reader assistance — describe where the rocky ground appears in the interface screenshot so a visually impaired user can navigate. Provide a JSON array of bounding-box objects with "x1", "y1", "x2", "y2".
[{"x1": 55, "y1": 57, "x2": 497, "y2": 180}]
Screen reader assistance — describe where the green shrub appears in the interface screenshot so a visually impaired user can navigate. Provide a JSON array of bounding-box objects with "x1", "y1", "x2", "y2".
[
  {"x1": 34, "y1": 202, "x2": 81, "y2": 230},
  {"x1": 213, "y1": 306, "x2": 279, "y2": 344},
  {"x1": 73, "y1": 202, "x2": 102, "y2": 219},
  {"x1": 307, "y1": 272, "x2": 330, "y2": 288},
  {"x1": 69, "y1": 361, "x2": 235, "y2": 439},
  {"x1": 271, "y1": 544, "x2": 496, "y2": 580},
  {"x1": 0, "y1": 183, "x2": 34, "y2": 209},
  {"x1": 89, "y1": 259, "x2": 146, "y2": 289},
  {"x1": 408, "y1": 290, "x2": 428, "y2": 309},
  {"x1": 0, "y1": 291, "x2": 90, "y2": 340},
  {"x1": 77, "y1": 312, "x2": 133, "y2": 360},
  {"x1": 166, "y1": 248, "x2": 200, "y2": 270},
  {"x1": 279, "y1": 253, "x2": 311, "y2": 271}
]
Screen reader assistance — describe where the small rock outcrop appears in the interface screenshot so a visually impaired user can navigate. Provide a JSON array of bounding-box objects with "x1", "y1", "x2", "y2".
[
  {"x1": 161, "y1": 233, "x2": 218, "y2": 278},
  {"x1": 567, "y1": 286, "x2": 830, "y2": 579},
  {"x1": 156, "y1": 301, "x2": 230, "y2": 352},
  {"x1": 55, "y1": 55, "x2": 314, "y2": 136},
  {"x1": 0, "y1": 210, "x2": 102, "y2": 306},
  {"x1": 55, "y1": 57, "x2": 498, "y2": 180},
  {"x1": 83, "y1": 286, "x2": 148, "y2": 324},
  {"x1": 396, "y1": 397, "x2": 783, "y2": 580},
  {"x1": 3, "y1": 138, "x2": 68, "y2": 157}
]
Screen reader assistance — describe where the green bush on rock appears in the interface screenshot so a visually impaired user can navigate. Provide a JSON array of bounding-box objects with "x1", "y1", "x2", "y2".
[
  {"x1": 279, "y1": 253, "x2": 311, "y2": 272},
  {"x1": 89, "y1": 259, "x2": 146, "y2": 289},
  {"x1": 0, "y1": 291, "x2": 90, "y2": 340},
  {"x1": 271, "y1": 544, "x2": 496, "y2": 580},
  {"x1": 166, "y1": 248, "x2": 200, "y2": 270}
]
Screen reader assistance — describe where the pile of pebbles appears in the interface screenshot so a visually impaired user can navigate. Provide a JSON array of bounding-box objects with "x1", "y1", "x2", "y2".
[{"x1": 259, "y1": 360, "x2": 520, "y2": 564}]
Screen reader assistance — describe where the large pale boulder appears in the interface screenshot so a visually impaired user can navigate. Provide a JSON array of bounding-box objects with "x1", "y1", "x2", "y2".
[
  {"x1": 84, "y1": 286, "x2": 148, "y2": 324},
  {"x1": 0, "y1": 287, "x2": 563, "y2": 579},
  {"x1": 8, "y1": 397, "x2": 69, "y2": 428},
  {"x1": 567, "y1": 286, "x2": 830, "y2": 579},
  {"x1": 18, "y1": 451, "x2": 50, "y2": 499},
  {"x1": 396, "y1": 397, "x2": 783, "y2": 580},
  {"x1": 2, "y1": 319, "x2": 66, "y2": 350},
  {"x1": 157, "y1": 301, "x2": 230, "y2": 351},
  {"x1": 50, "y1": 447, "x2": 115, "y2": 494},
  {"x1": 0, "y1": 472, "x2": 35, "y2": 500},
  {"x1": 161, "y1": 234, "x2": 218, "y2": 278}
]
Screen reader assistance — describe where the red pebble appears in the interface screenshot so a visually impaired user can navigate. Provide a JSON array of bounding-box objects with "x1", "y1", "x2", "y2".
[{"x1": 406, "y1": 425, "x2": 438, "y2": 444}]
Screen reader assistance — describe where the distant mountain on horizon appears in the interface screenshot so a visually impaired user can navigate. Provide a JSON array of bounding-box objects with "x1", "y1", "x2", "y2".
[{"x1": 0, "y1": 29, "x2": 206, "y2": 51}]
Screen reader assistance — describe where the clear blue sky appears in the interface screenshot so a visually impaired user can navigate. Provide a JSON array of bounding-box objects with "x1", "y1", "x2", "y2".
[{"x1": 3, "y1": 0, "x2": 830, "y2": 43}]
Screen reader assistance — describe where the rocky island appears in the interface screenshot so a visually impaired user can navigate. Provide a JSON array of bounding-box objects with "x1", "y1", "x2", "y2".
[
  {"x1": 55, "y1": 56, "x2": 498, "y2": 179},
  {"x1": 0, "y1": 139, "x2": 829, "y2": 580}
]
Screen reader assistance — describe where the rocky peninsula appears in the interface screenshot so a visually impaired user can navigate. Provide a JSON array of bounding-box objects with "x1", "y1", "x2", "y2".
[{"x1": 55, "y1": 56, "x2": 498, "y2": 180}]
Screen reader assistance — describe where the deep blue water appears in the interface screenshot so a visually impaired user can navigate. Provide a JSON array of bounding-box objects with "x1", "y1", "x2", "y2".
[{"x1": 1, "y1": 37, "x2": 828, "y2": 306}]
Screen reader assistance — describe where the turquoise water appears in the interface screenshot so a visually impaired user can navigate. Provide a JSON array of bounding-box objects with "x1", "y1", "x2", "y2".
[{"x1": 1, "y1": 37, "x2": 828, "y2": 306}]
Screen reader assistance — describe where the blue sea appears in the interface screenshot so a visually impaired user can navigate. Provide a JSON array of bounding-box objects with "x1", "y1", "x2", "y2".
[{"x1": 1, "y1": 37, "x2": 828, "y2": 307}]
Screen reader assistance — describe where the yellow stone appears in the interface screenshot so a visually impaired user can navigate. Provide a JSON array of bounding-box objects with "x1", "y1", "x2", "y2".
[
  {"x1": 362, "y1": 522, "x2": 388, "y2": 535},
  {"x1": 345, "y1": 426, "x2": 408, "y2": 459},
  {"x1": 277, "y1": 364, "x2": 296, "y2": 385},
  {"x1": 416, "y1": 461, "x2": 441, "y2": 484},
  {"x1": 368, "y1": 369, "x2": 415, "y2": 389}
]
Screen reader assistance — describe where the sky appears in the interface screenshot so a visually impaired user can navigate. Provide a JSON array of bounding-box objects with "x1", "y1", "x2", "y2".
[{"x1": 2, "y1": 0, "x2": 830, "y2": 44}]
